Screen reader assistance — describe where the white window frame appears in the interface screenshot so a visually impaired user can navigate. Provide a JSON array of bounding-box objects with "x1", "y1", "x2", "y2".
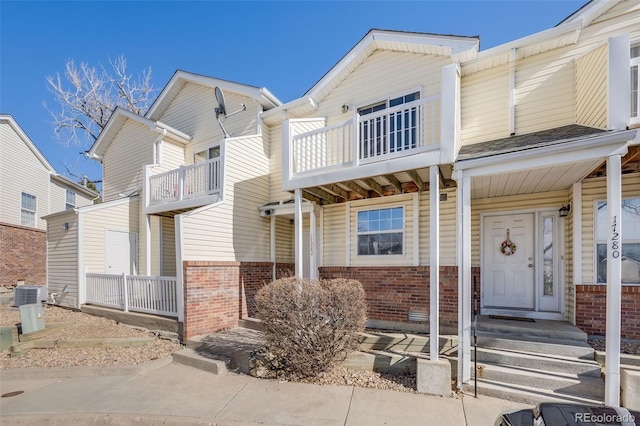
[
  {"x1": 594, "y1": 197, "x2": 640, "y2": 284},
  {"x1": 66, "y1": 189, "x2": 76, "y2": 210},
  {"x1": 194, "y1": 144, "x2": 221, "y2": 164},
  {"x1": 21, "y1": 192, "x2": 37, "y2": 227},
  {"x1": 356, "y1": 205, "x2": 405, "y2": 256}
]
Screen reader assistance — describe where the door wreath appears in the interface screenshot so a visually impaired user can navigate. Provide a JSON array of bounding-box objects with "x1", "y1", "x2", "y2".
[{"x1": 500, "y1": 229, "x2": 517, "y2": 256}]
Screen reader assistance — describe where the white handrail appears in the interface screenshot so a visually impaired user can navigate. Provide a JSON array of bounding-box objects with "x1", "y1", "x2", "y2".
[{"x1": 148, "y1": 157, "x2": 222, "y2": 206}]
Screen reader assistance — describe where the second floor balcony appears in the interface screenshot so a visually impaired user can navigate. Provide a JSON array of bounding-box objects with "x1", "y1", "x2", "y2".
[
  {"x1": 283, "y1": 95, "x2": 443, "y2": 191},
  {"x1": 144, "y1": 157, "x2": 222, "y2": 215}
]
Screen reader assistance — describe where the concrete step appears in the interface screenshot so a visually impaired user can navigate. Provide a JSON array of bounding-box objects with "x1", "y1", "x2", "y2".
[
  {"x1": 473, "y1": 362, "x2": 604, "y2": 401},
  {"x1": 172, "y1": 348, "x2": 228, "y2": 375},
  {"x1": 476, "y1": 331, "x2": 595, "y2": 359},
  {"x1": 472, "y1": 347, "x2": 602, "y2": 378},
  {"x1": 476, "y1": 316, "x2": 587, "y2": 342},
  {"x1": 358, "y1": 332, "x2": 457, "y2": 354},
  {"x1": 463, "y1": 378, "x2": 604, "y2": 406}
]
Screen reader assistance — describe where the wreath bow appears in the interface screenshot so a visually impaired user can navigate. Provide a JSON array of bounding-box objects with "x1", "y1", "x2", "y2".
[{"x1": 500, "y1": 229, "x2": 517, "y2": 256}]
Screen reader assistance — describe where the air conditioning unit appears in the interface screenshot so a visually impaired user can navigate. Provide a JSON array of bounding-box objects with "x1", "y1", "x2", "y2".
[{"x1": 14, "y1": 286, "x2": 48, "y2": 307}]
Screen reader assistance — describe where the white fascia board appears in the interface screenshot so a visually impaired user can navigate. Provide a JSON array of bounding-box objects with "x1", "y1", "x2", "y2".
[
  {"x1": 454, "y1": 130, "x2": 637, "y2": 178},
  {"x1": 41, "y1": 207, "x2": 79, "y2": 221},
  {"x1": 89, "y1": 108, "x2": 155, "y2": 158},
  {"x1": 469, "y1": 20, "x2": 583, "y2": 64},
  {"x1": 155, "y1": 121, "x2": 192, "y2": 143},
  {"x1": 258, "y1": 201, "x2": 314, "y2": 216},
  {"x1": 560, "y1": 0, "x2": 621, "y2": 27},
  {"x1": 261, "y1": 97, "x2": 319, "y2": 123},
  {"x1": 75, "y1": 196, "x2": 136, "y2": 214}
]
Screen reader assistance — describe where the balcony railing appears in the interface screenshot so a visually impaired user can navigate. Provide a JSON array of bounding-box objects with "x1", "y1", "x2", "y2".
[
  {"x1": 290, "y1": 95, "x2": 440, "y2": 176},
  {"x1": 148, "y1": 157, "x2": 221, "y2": 207},
  {"x1": 85, "y1": 273, "x2": 178, "y2": 317}
]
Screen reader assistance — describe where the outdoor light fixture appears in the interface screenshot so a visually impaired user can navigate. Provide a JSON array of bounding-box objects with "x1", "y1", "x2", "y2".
[
  {"x1": 559, "y1": 204, "x2": 571, "y2": 217},
  {"x1": 62, "y1": 222, "x2": 69, "y2": 230},
  {"x1": 341, "y1": 104, "x2": 350, "y2": 113}
]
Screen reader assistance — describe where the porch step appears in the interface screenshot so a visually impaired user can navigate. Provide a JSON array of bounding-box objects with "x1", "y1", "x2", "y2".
[
  {"x1": 472, "y1": 347, "x2": 602, "y2": 378},
  {"x1": 358, "y1": 332, "x2": 457, "y2": 354},
  {"x1": 185, "y1": 328, "x2": 265, "y2": 375},
  {"x1": 172, "y1": 348, "x2": 228, "y2": 375},
  {"x1": 463, "y1": 378, "x2": 604, "y2": 406},
  {"x1": 476, "y1": 316, "x2": 588, "y2": 342},
  {"x1": 472, "y1": 363, "x2": 604, "y2": 401},
  {"x1": 477, "y1": 331, "x2": 595, "y2": 359}
]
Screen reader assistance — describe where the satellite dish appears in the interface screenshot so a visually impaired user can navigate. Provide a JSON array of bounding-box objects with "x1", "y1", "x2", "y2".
[{"x1": 214, "y1": 86, "x2": 247, "y2": 138}]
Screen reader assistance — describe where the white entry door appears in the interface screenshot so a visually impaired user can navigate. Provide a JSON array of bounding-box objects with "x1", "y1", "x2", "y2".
[
  {"x1": 106, "y1": 230, "x2": 137, "y2": 275},
  {"x1": 483, "y1": 214, "x2": 535, "y2": 309}
]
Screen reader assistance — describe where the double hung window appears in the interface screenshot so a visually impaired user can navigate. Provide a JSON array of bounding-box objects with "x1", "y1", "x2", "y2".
[
  {"x1": 21, "y1": 192, "x2": 36, "y2": 227},
  {"x1": 66, "y1": 189, "x2": 76, "y2": 210},
  {"x1": 357, "y1": 206, "x2": 404, "y2": 255},
  {"x1": 358, "y1": 91, "x2": 420, "y2": 160},
  {"x1": 632, "y1": 43, "x2": 640, "y2": 124}
]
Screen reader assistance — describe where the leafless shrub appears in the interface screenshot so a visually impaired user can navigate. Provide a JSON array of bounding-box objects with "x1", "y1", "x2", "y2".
[{"x1": 255, "y1": 277, "x2": 367, "y2": 379}]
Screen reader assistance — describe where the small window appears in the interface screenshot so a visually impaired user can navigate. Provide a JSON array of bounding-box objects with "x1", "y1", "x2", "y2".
[
  {"x1": 194, "y1": 146, "x2": 220, "y2": 163},
  {"x1": 21, "y1": 192, "x2": 36, "y2": 227},
  {"x1": 66, "y1": 189, "x2": 76, "y2": 210},
  {"x1": 595, "y1": 198, "x2": 640, "y2": 283},
  {"x1": 357, "y1": 206, "x2": 404, "y2": 255},
  {"x1": 631, "y1": 43, "x2": 640, "y2": 121}
]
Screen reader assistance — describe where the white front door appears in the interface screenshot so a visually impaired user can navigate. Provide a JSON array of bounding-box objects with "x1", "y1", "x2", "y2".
[
  {"x1": 106, "y1": 230, "x2": 137, "y2": 275},
  {"x1": 483, "y1": 213, "x2": 535, "y2": 309}
]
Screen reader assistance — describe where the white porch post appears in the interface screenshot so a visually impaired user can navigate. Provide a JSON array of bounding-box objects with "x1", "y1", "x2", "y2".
[
  {"x1": 430, "y1": 165, "x2": 440, "y2": 361},
  {"x1": 457, "y1": 172, "x2": 472, "y2": 385},
  {"x1": 295, "y1": 189, "x2": 304, "y2": 278},
  {"x1": 605, "y1": 154, "x2": 622, "y2": 406},
  {"x1": 310, "y1": 203, "x2": 318, "y2": 280},
  {"x1": 270, "y1": 215, "x2": 276, "y2": 282},
  {"x1": 146, "y1": 215, "x2": 152, "y2": 275}
]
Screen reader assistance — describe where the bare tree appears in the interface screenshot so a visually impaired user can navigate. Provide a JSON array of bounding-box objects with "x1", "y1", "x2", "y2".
[{"x1": 44, "y1": 55, "x2": 156, "y2": 150}]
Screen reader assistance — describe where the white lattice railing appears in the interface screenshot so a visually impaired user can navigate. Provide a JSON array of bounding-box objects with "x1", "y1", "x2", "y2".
[
  {"x1": 290, "y1": 95, "x2": 440, "y2": 175},
  {"x1": 85, "y1": 273, "x2": 178, "y2": 317},
  {"x1": 148, "y1": 157, "x2": 221, "y2": 206}
]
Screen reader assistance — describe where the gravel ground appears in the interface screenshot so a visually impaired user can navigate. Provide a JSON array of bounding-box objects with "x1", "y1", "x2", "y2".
[
  {"x1": 587, "y1": 337, "x2": 640, "y2": 355},
  {"x1": 0, "y1": 304, "x2": 182, "y2": 369}
]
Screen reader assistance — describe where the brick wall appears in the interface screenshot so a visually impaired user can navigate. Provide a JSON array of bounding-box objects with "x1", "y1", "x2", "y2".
[
  {"x1": 576, "y1": 284, "x2": 640, "y2": 340},
  {"x1": 319, "y1": 266, "x2": 481, "y2": 330},
  {"x1": 0, "y1": 222, "x2": 46, "y2": 287},
  {"x1": 182, "y1": 261, "x2": 294, "y2": 340}
]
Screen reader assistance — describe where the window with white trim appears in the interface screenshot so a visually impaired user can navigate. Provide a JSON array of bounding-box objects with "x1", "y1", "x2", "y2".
[
  {"x1": 595, "y1": 198, "x2": 640, "y2": 284},
  {"x1": 632, "y1": 43, "x2": 640, "y2": 123},
  {"x1": 357, "y1": 206, "x2": 404, "y2": 255},
  {"x1": 194, "y1": 146, "x2": 220, "y2": 163},
  {"x1": 66, "y1": 189, "x2": 76, "y2": 210},
  {"x1": 21, "y1": 192, "x2": 36, "y2": 227},
  {"x1": 358, "y1": 91, "x2": 420, "y2": 159}
]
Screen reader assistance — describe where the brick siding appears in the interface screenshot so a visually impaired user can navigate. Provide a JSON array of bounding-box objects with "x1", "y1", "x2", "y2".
[
  {"x1": 319, "y1": 266, "x2": 481, "y2": 330},
  {"x1": 575, "y1": 284, "x2": 640, "y2": 340},
  {"x1": 182, "y1": 261, "x2": 294, "y2": 340},
  {"x1": 0, "y1": 222, "x2": 46, "y2": 287}
]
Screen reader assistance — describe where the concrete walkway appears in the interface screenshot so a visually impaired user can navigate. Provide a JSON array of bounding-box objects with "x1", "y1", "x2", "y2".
[{"x1": 0, "y1": 357, "x2": 529, "y2": 426}]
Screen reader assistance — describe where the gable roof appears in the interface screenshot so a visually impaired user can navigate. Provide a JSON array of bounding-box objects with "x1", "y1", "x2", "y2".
[
  {"x1": 0, "y1": 114, "x2": 98, "y2": 198},
  {"x1": 146, "y1": 70, "x2": 282, "y2": 121},
  {"x1": 87, "y1": 107, "x2": 192, "y2": 160},
  {"x1": 0, "y1": 114, "x2": 55, "y2": 173},
  {"x1": 262, "y1": 30, "x2": 479, "y2": 123}
]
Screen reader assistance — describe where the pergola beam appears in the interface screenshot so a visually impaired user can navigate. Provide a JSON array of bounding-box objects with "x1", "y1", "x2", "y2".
[
  {"x1": 384, "y1": 174, "x2": 403, "y2": 193},
  {"x1": 407, "y1": 170, "x2": 426, "y2": 192},
  {"x1": 304, "y1": 187, "x2": 337, "y2": 204},
  {"x1": 361, "y1": 178, "x2": 384, "y2": 196},
  {"x1": 339, "y1": 181, "x2": 368, "y2": 198}
]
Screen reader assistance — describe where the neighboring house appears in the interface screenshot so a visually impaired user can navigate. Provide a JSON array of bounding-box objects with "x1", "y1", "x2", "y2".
[
  {"x1": 0, "y1": 114, "x2": 97, "y2": 288},
  {"x1": 47, "y1": 0, "x2": 639, "y2": 388}
]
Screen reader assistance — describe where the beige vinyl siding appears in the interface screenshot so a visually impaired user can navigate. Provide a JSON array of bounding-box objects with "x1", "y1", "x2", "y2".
[
  {"x1": 268, "y1": 123, "x2": 291, "y2": 201},
  {"x1": 81, "y1": 199, "x2": 140, "y2": 274},
  {"x1": 161, "y1": 217, "x2": 176, "y2": 276},
  {"x1": 182, "y1": 135, "x2": 270, "y2": 261},
  {"x1": 156, "y1": 139, "x2": 185, "y2": 173},
  {"x1": 321, "y1": 203, "x2": 347, "y2": 266},
  {"x1": 46, "y1": 211, "x2": 79, "y2": 309},
  {"x1": 514, "y1": 49, "x2": 576, "y2": 135},
  {"x1": 275, "y1": 215, "x2": 294, "y2": 263},
  {"x1": 566, "y1": 190, "x2": 576, "y2": 323},
  {"x1": 461, "y1": 64, "x2": 510, "y2": 145},
  {"x1": 580, "y1": 173, "x2": 640, "y2": 284},
  {"x1": 102, "y1": 121, "x2": 155, "y2": 203},
  {"x1": 576, "y1": 44, "x2": 608, "y2": 128},
  {"x1": 0, "y1": 120, "x2": 51, "y2": 229},
  {"x1": 48, "y1": 180, "x2": 95, "y2": 213},
  {"x1": 472, "y1": 191, "x2": 569, "y2": 266},
  {"x1": 419, "y1": 189, "x2": 458, "y2": 266}
]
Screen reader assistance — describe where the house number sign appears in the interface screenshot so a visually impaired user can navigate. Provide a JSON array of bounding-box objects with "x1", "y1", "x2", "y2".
[{"x1": 611, "y1": 216, "x2": 620, "y2": 259}]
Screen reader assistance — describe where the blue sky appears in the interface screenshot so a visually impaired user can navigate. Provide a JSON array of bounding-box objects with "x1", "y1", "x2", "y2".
[{"x1": 1, "y1": 0, "x2": 588, "y2": 185}]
